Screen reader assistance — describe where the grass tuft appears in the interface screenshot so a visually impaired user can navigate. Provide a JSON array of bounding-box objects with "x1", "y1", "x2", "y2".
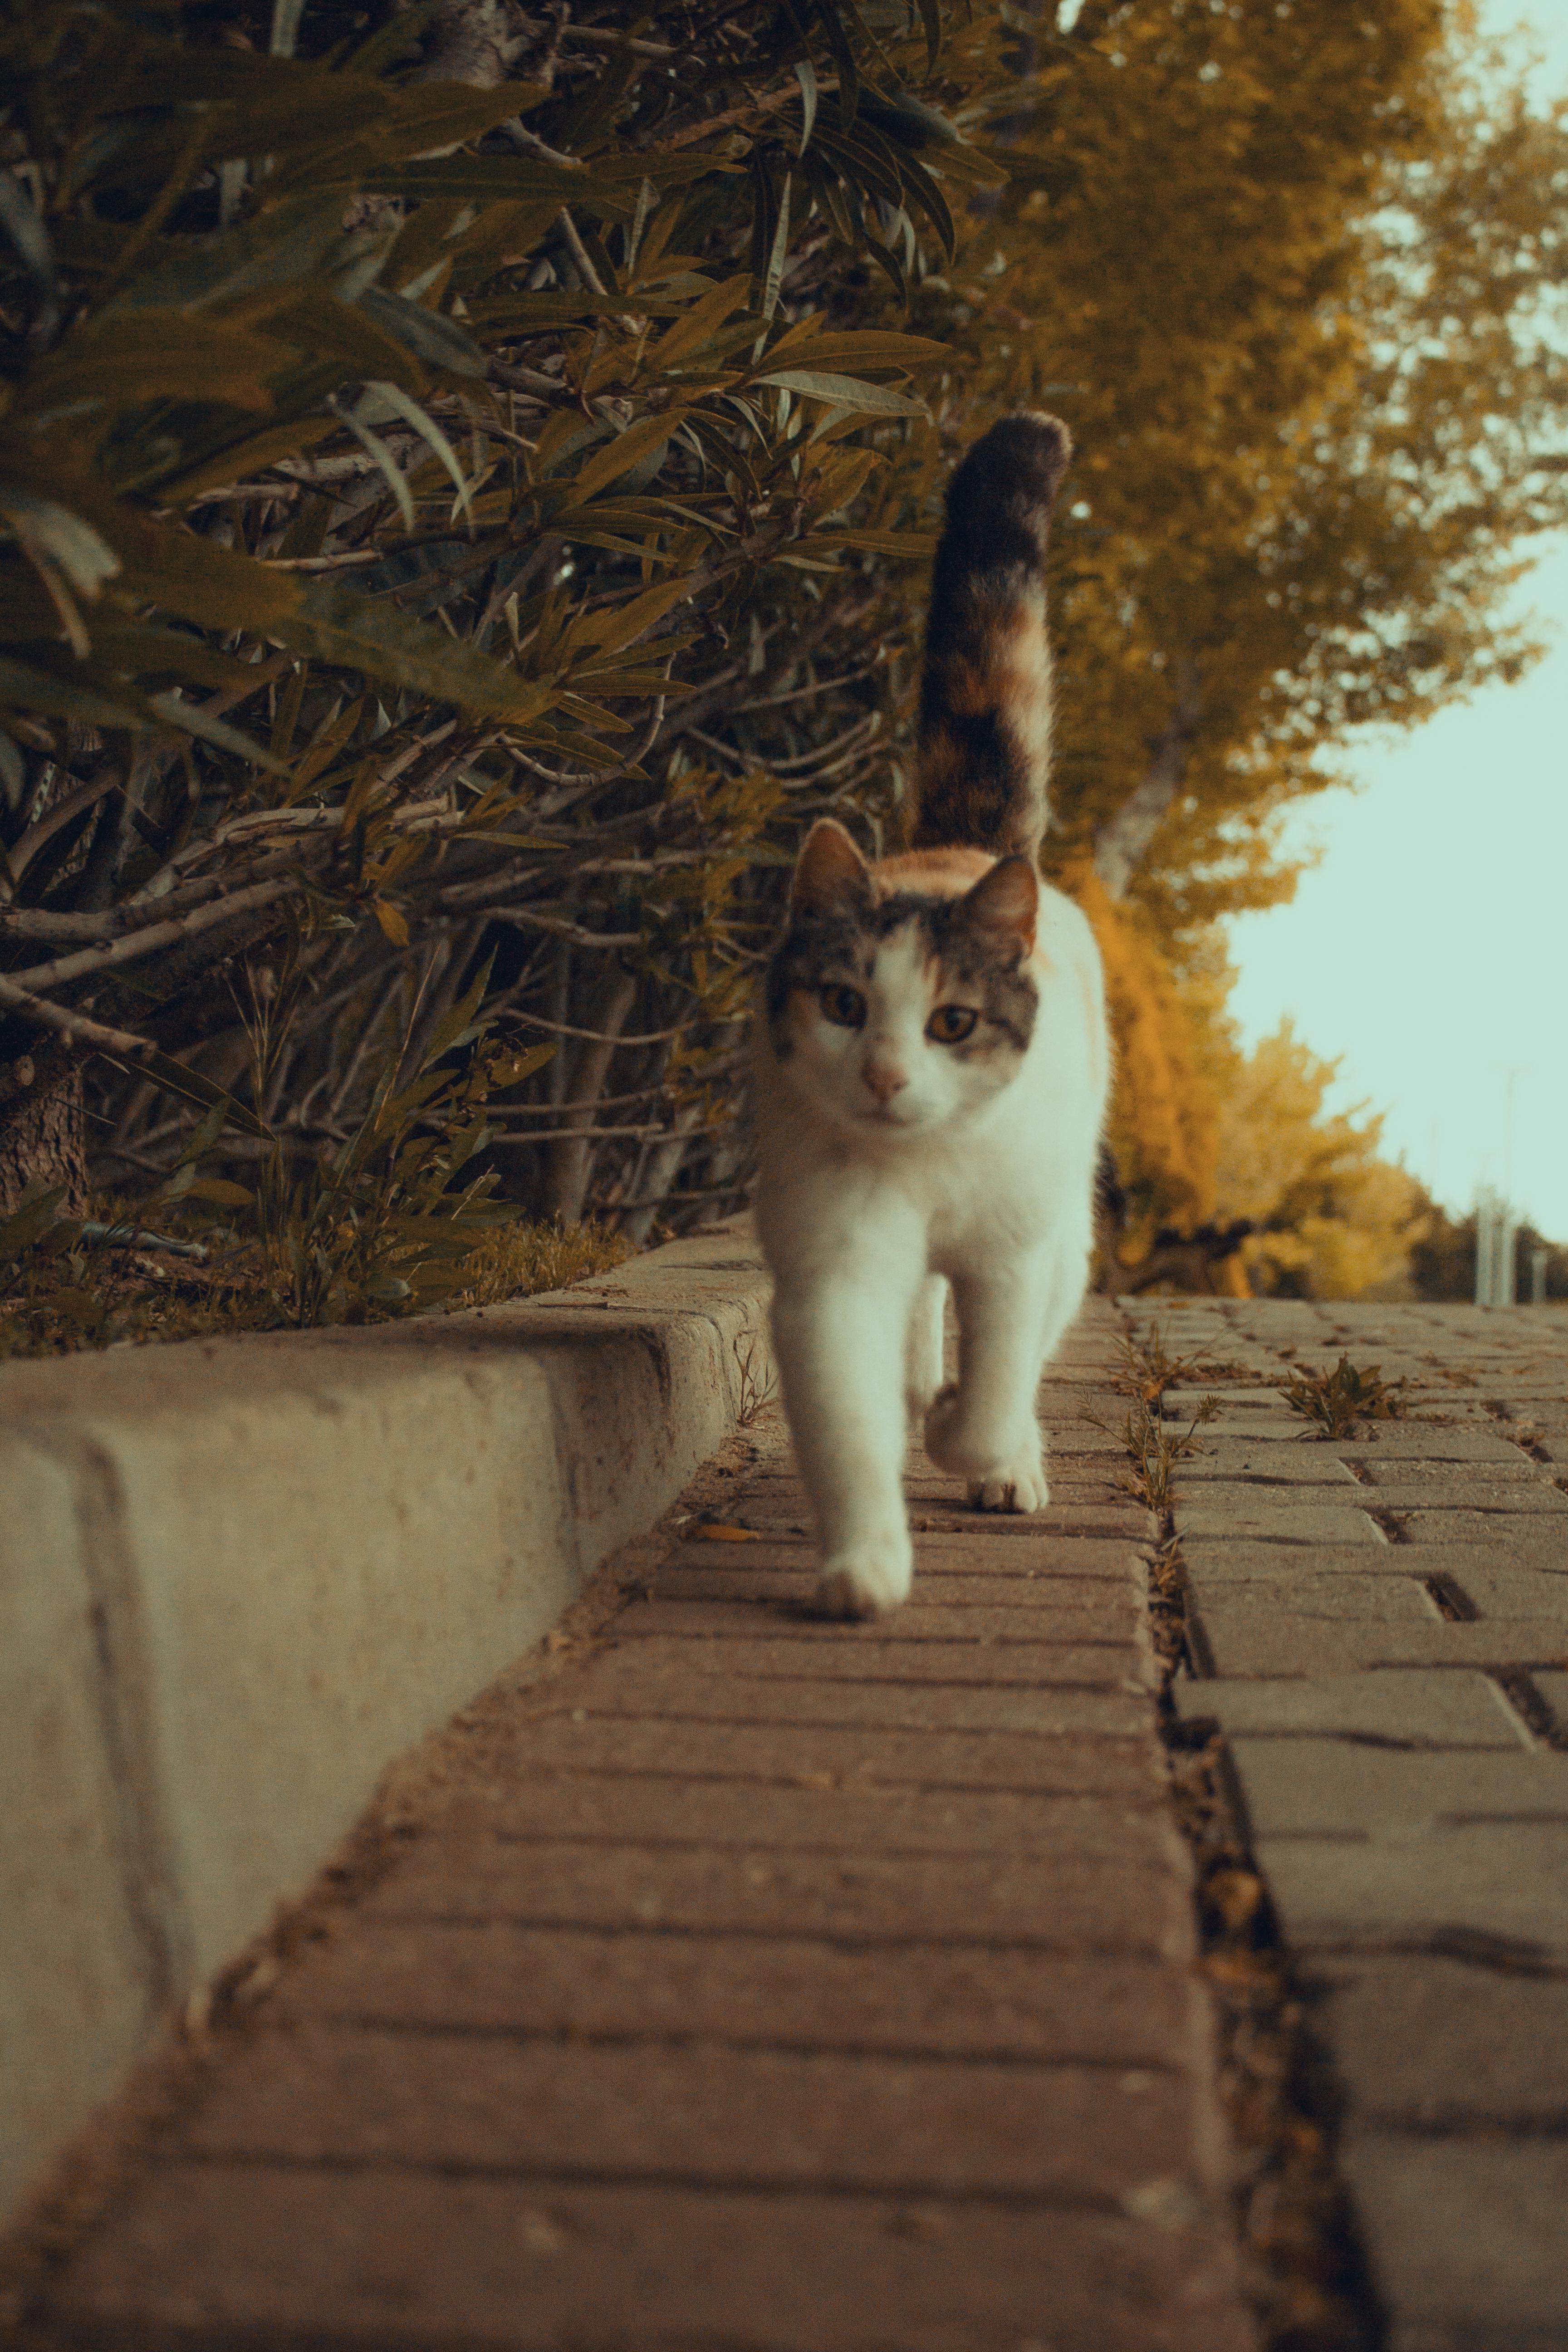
[{"x1": 454, "y1": 1222, "x2": 628, "y2": 1308}]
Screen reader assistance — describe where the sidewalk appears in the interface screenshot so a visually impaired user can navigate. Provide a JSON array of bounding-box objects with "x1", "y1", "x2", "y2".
[
  {"x1": 19, "y1": 1303, "x2": 1255, "y2": 2352},
  {"x1": 1149, "y1": 1298, "x2": 1568, "y2": 2352}
]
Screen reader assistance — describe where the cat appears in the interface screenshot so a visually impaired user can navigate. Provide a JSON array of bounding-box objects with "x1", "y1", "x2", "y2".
[{"x1": 752, "y1": 412, "x2": 1110, "y2": 1619}]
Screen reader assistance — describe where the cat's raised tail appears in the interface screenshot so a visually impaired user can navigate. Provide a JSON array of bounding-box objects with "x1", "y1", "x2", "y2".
[{"x1": 911, "y1": 411, "x2": 1073, "y2": 867}]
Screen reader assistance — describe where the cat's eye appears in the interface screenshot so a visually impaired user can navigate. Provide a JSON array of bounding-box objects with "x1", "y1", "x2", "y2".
[
  {"x1": 926, "y1": 1004, "x2": 979, "y2": 1046},
  {"x1": 819, "y1": 984, "x2": 867, "y2": 1029}
]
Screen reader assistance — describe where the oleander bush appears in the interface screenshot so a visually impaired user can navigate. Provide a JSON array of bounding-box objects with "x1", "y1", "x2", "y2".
[
  {"x1": 2, "y1": 0, "x2": 1565, "y2": 1334},
  {"x1": 0, "y1": 0, "x2": 1013, "y2": 1253}
]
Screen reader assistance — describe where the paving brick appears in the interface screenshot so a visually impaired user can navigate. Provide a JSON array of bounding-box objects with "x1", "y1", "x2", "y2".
[
  {"x1": 1334, "y1": 1431, "x2": 1532, "y2": 1462},
  {"x1": 601, "y1": 1631, "x2": 1148, "y2": 1687},
  {"x1": 1175, "y1": 1446, "x2": 1360, "y2": 1484},
  {"x1": 1171, "y1": 1669, "x2": 1532, "y2": 1747},
  {"x1": 280, "y1": 1921, "x2": 1198, "y2": 2063},
  {"x1": 47, "y1": 2172, "x2": 1255, "y2": 2352},
  {"x1": 1352, "y1": 1461, "x2": 1542, "y2": 1489},
  {"x1": 1173, "y1": 1499, "x2": 1385, "y2": 1545},
  {"x1": 1161, "y1": 1411, "x2": 1301, "y2": 1442},
  {"x1": 1315, "y1": 1957, "x2": 1568, "y2": 2130},
  {"x1": 1254, "y1": 1822, "x2": 1568, "y2": 1960},
  {"x1": 901, "y1": 1532, "x2": 1149, "y2": 1573},
  {"x1": 1186, "y1": 1568, "x2": 1438, "y2": 1624},
  {"x1": 617, "y1": 1593, "x2": 1139, "y2": 1648},
  {"x1": 1228, "y1": 1737, "x2": 1568, "y2": 1836},
  {"x1": 482, "y1": 1774, "x2": 1176, "y2": 1860},
  {"x1": 654, "y1": 1566, "x2": 1144, "y2": 1623},
  {"x1": 172, "y1": 2024, "x2": 1200, "y2": 2205},
  {"x1": 1339, "y1": 2136, "x2": 1568, "y2": 2352},
  {"x1": 563, "y1": 1656, "x2": 1153, "y2": 1739},
  {"x1": 1179, "y1": 1539, "x2": 1440, "y2": 1579},
  {"x1": 1186, "y1": 1612, "x2": 1568, "y2": 1679},
  {"x1": 1452, "y1": 1564, "x2": 1568, "y2": 1617},
  {"x1": 1359, "y1": 1477, "x2": 1568, "y2": 1511},
  {"x1": 1162, "y1": 1388, "x2": 1290, "y2": 1412},
  {"x1": 369, "y1": 1832, "x2": 1191, "y2": 1952},
  {"x1": 1398, "y1": 1509, "x2": 1568, "y2": 1547},
  {"x1": 486, "y1": 1711, "x2": 1165, "y2": 1797}
]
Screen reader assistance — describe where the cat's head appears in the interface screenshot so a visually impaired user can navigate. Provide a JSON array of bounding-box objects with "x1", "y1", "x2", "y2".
[{"x1": 764, "y1": 820, "x2": 1039, "y2": 1136}]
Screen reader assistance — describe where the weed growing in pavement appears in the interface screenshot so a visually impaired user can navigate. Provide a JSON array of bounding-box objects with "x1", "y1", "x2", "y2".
[
  {"x1": 1117, "y1": 1392, "x2": 1220, "y2": 1512},
  {"x1": 1112, "y1": 1320, "x2": 1246, "y2": 1402},
  {"x1": 1279, "y1": 1353, "x2": 1411, "y2": 1439},
  {"x1": 732, "y1": 1328, "x2": 779, "y2": 1426},
  {"x1": 1109, "y1": 1319, "x2": 1222, "y2": 1509}
]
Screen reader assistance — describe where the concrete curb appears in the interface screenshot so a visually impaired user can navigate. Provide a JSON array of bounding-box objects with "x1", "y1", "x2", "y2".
[{"x1": 0, "y1": 1224, "x2": 772, "y2": 2226}]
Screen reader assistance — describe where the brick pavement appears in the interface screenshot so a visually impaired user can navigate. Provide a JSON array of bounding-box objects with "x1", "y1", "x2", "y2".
[
  {"x1": 1149, "y1": 1299, "x2": 1568, "y2": 2352},
  {"x1": 21, "y1": 1303, "x2": 1256, "y2": 2352}
]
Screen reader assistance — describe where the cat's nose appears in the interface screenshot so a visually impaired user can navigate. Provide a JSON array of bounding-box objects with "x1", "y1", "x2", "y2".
[{"x1": 862, "y1": 1057, "x2": 907, "y2": 1104}]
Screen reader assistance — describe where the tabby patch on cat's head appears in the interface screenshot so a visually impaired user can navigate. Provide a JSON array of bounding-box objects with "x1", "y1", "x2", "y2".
[{"x1": 765, "y1": 821, "x2": 1041, "y2": 1135}]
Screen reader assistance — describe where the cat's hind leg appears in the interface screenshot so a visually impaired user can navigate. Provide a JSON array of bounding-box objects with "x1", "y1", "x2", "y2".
[
  {"x1": 771, "y1": 1244, "x2": 923, "y2": 1618},
  {"x1": 904, "y1": 1272, "x2": 948, "y2": 1423}
]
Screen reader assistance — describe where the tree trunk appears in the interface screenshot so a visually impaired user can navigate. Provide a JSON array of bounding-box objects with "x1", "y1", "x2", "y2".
[
  {"x1": 1091, "y1": 662, "x2": 1202, "y2": 901},
  {"x1": 539, "y1": 969, "x2": 638, "y2": 1226},
  {"x1": 0, "y1": 1043, "x2": 89, "y2": 1216}
]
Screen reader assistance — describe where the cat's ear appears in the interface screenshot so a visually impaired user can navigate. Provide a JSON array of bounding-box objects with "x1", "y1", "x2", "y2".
[
  {"x1": 957, "y1": 855, "x2": 1038, "y2": 958},
  {"x1": 791, "y1": 818, "x2": 871, "y2": 913}
]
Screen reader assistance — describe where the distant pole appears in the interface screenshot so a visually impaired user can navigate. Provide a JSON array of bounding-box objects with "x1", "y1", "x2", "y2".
[
  {"x1": 1502, "y1": 1068, "x2": 1522, "y2": 1207},
  {"x1": 1475, "y1": 1189, "x2": 1494, "y2": 1307},
  {"x1": 1532, "y1": 1247, "x2": 1549, "y2": 1308}
]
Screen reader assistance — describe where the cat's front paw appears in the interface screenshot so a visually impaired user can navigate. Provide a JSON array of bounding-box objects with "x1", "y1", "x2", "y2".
[
  {"x1": 814, "y1": 1540, "x2": 911, "y2": 1620},
  {"x1": 968, "y1": 1453, "x2": 1049, "y2": 1514}
]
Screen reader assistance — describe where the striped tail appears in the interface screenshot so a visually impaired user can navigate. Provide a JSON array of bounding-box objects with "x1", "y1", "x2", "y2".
[{"x1": 911, "y1": 412, "x2": 1073, "y2": 865}]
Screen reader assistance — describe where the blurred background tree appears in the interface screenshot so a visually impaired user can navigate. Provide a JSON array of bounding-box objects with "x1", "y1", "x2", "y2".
[
  {"x1": 2, "y1": 0, "x2": 1563, "y2": 1314},
  {"x1": 947, "y1": 0, "x2": 1568, "y2": 1289}
]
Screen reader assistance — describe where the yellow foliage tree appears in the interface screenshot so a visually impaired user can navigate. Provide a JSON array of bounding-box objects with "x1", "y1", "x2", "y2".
[
  {"x1": 1069, "y1": 867, "x2": 1216, "y2": 1245},
  {"x1": 914, "y1": 3, "x2": 1568, "y2": 1280},
  {"x1": 1209, "y1": 1023, "x2": 1429, "y2": 1299}
]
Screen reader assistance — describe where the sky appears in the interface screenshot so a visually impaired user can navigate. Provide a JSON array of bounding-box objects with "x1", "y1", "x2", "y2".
[{"x1": 1224, "y1": 4, "x2": 1568, "y2": 1239}]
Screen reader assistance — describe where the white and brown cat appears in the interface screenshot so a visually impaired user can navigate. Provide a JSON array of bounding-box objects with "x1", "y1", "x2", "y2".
[{"x1": 753, "y1": 412, "x2": 1110, "y2": 1619}]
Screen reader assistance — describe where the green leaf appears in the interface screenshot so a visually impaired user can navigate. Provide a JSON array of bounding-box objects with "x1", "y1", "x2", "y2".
[
  {"x1": 363, "y1": 156, "x2": 623, "y2": 211},
  {"x1": 362, "y1": 382, "x2": 475, "y2": 522},
  {"x1": 0, "y1": 491, "x2": 121, "y2": 598},
  {"x1": 646, "y1": 278, "x2": 751, "y2": 374},
  {"x1": 561, "y1": 575, "x2": 696, "y2": 657},
  {"x1": 752, "y1": 370, "x2": 926, "y2": 416},
  {"x1": 795, "y1": 59, "x2": 819, "y2": 155},
  {"x1": 286, "y1": 581, "x2": 553, "y2": 724},
  {"x1": 753, "y1": 328, "x2": 950, "y2": 372},
  {"x1": 810, "y1": 528, "x2": 938, "y2": 557},
  {"x1": 104, "y1": 1050, "x2": 272, "y2": 1142},
  {"x1": 359, "y1": 287, "x2": 485, "y2": 378},
  {"x1": 570, "y1": 411, "x2": 686, "y2": 505},
  {"x1": 0, "y1": 654, "x2": 147, "y2": 733},
  {"x1": 332, "y1": 401, "x2": 416, "y2": 530},
  {"x1": 180, "y1": 1174, "x2": 256, "y2": 1206},
  {"x1": 0, "y1": 1186, "x2": 69, "y2": 1261},
  {"x1": 145, "y1": 692, "x2": 286, "y2": 771}
]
